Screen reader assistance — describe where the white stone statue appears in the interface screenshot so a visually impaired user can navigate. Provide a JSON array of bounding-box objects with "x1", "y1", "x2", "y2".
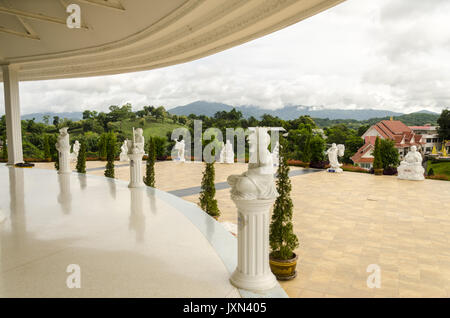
[
  {"x1": 272, "y1": 141, "x2": 280, "y2": 167},
  {"x1": 173, "y1": 139, "x2": 185, "y2": 162},
  {"x1": 227, "y1": 127, "x2": 278, "y2": 291},
  {"x1": 327, "y1": 143, "x2": 345, "y2": 173},
  {"x1": 70, "y1": 140, "x2": 80, "y2": 163},
  {"x1": 56, "y1": 127, "x2": 71, "y2": 174},
  {"x1": 397, "y1": 145, "x2": 424, "y2": 181},
  {"x1": 228, "y1": 128, "x2": 277, "y2": 201},
  {"x1": 218, "y1": 140, "x2": 234, "y2": 164},
  {"x1": 119, "y1": 140, "x2": 129, "y2": 162},
  {"x1": 127, "y1": 128, "x2": 145, "y2": 188},
  {"x1": 218, "y1": 142, "x2": 225, "y2": 163},
  {"x1": 224, "y1": 140, "x2": 234, "y2": 164}
]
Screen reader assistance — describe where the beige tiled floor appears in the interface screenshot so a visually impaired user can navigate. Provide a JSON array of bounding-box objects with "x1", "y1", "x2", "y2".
[{"x1": 34, "y1": 161, "x2": 450, "y2": 297}]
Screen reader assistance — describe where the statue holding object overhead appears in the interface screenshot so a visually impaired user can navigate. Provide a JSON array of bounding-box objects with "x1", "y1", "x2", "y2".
[
  {"x1": 327, "y1": 143, "x2": 345, "y2": 173},
  {"x1": 397, "y1": 145, "x2": 424, "y2": 181}
]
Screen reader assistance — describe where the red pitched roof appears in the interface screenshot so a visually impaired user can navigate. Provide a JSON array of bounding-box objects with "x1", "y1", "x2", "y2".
[
  {"x1": 351, "y1": 143, "x2": 374, "y2": 164},
  {"x1": 354, "y1": 120, "x2": 425, "y2": 164}
]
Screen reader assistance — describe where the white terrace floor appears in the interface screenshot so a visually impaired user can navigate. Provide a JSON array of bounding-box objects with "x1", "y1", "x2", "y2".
[
  {"x1": 0, "y1": 165, "x2": 244, "y2": 298},
  {"x1": 11, "y1": 161, "x2": 450, "y2": 297}
]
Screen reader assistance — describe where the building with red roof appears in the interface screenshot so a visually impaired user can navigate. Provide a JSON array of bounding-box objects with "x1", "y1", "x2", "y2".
[{"x1": 351, "y1": 120, "x2": 425, "y2": 170}]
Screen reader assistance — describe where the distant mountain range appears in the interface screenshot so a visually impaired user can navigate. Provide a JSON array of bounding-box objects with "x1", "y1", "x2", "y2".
[
  {"x1": 21, "y1": 112, "x2": 83, "y2": 122},
  {"x1": 19, "y1": 101, "x2": 439, "y2": 123},
  {"x1": 168, "y1": 101, "x2": 438, "y2": 120}
]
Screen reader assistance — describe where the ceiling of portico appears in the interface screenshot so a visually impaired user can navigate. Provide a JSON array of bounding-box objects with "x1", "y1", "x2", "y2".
[{"x1": 0, "y1": 0, "x2": 345, "y2": 81}]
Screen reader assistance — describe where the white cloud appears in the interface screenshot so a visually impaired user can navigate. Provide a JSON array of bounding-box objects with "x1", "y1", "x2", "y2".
[{"x1": 0, "y1": 0, "x2": 449, "y2": 115}]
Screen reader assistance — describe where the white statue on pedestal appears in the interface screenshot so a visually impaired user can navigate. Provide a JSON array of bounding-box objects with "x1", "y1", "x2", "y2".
[
  {"x1": 56, "y1": 127, "x2": 71, "y2": 174},
  {"x1": 173, "y1": 139, "x2": 185, "y2": 162},
  {"x1": 272, "y1": 141, "x2": 280, "y2": 167},
  {"x1": 327, "y1": 143, "x2": 345, "y2": 173},
  {"x1": 397, "y1": 146, "x2": 424, "y2": 181},
  {"x1": 127, "y1": 128, "x2": 145, "y2": 188},
  {"x1": 227, "y1": 127, "x2": 278, "y2": 291},
  {"x1": 120, "y1": 140, "x2": 129, "y2": 162},
  {"x1": 70, "y1": 140, "x2": 80, "y2": 163}
]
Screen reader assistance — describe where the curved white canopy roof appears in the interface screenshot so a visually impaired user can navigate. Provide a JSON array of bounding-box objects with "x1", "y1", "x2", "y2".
[{"x1": 0, "y1": 0, "x2": 344, "y2": 81}]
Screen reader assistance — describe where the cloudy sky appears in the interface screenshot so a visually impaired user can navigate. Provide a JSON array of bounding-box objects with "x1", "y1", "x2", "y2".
[{"x1": 1, "y1": 0, "x2": 449, "y2": 115}]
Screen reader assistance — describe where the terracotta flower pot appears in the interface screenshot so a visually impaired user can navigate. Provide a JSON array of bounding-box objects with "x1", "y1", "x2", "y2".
[
  {"x1": 269, "y1": 253, "x2": 298, "y2": 281},
  {"x1": 374, "y1": 168, "x2": 383, "y2": 176}
]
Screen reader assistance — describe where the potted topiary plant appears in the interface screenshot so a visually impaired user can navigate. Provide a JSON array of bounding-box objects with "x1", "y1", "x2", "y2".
[
  {"x1": 269, "y1": 135, "x2": 299, "y2": 280},
  {"x1": 373, "y1": 136, "x2": 383, "y2": 176},
  {"x1": 199, "y1": 161, "x2": 220, "y2": 220},
  {"x1": 144, "y1": 137, "x2": 156, "y2": 187}
]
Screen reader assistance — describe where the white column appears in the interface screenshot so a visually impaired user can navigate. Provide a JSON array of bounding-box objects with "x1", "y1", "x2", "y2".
[
  {"x1": 128, "y1": 153, "x2": 144, "y2": 188},
  {"x1": 58, "y1": 150, "x2": 71, "y2": 174},
  {"x1": 230, "y1": 199, "x2": 277, "y2": 291},
  {"x1": 2, "y1": 64, "x2": 23, "y2": 164}
]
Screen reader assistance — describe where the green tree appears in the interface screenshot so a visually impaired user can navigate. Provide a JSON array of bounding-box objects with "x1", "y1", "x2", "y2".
[
  {"x1": 98, "y1": 133, "x2": 108, "y2": 159},
  {"x1": 53, "y1": 116, "x2": 60, "y2": 127},
  {"x1": 199, "y1": 162, "x2": 220, "y2": 218},
  {"x1": 43, "y1": 135, "x2": 51, "y2": 161},
  {"x1": 144, "y1": 137, "x2": 156, "y2": 187},
  {"x1": 373, "y1": 137, "x2": 383, "y2": 170},
  {"x1": 379, "y1": 139, "x2": 400, "y2": 168},
  {"x1": 437, "y1": 109, "x2": 450, "y2": 141},
  {"x1": 310, "y1": 134, "x2": 326, "y2": 163},
  {"x1": 76, "y1": 141, "x2": 87, "y2": 173},
  {"x1": 269, "y1": 136, "x2": 299, "y2": 260},
  {"x1": 343, "y1": 134, "x2": 364, "y2": 164},
  {"x1": 104, "y1": 132, "x2": 116, "y2": 178}
]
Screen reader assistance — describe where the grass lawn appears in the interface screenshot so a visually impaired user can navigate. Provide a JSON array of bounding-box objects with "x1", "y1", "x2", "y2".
[
  {"x1": 427, "y1": 160, "x2": 450, "y2": 176},
  {"x1": 119, "y1": 118, "x2": 185, "y2": 139}
]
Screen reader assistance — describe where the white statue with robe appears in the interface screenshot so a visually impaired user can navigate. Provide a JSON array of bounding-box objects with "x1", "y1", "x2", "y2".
[
  {"x1": 327, "y1": 143, "x2": 345, "y2": 173},
  {"x1": 70, "y1": 140, "x2": 80, "y2": 163},
  {"x1": 120, "y1": 140, "x2": 129, "y2": 162},
  {"x1": 173, "y1": 139, "x2": 185, "y2": 162},
  {"x1": 227, "y1": 127, "x2": 277, "y2": 200},
  {"x1": 397, "y1": 146, "x2": 424, "y2": 181},
  {"x1": 56, "y1": 127, "x2": 71, "y2": 174}
]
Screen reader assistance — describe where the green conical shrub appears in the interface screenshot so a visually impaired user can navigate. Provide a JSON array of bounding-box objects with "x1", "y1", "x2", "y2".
[
  {"x1": 104, "y1": 132, "x2": 116, "y2": 178},
  {"x1": 144, "y1": 137, "x2": 156, "y2": 187},
  {"x1": 269, "y1": 135, "x2": 299, "y2": 260},
  {"x1": 76, "y1": 141, "x2": 87, "y2": 174},
  {"x1": 199, "y1": 161, "x2": 220, "y2": 218}
]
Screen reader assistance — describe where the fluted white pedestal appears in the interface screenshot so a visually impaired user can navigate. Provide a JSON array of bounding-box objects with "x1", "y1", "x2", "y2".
[
  {"x1": 128, "y1": 152, "x2": 144, "y2": 188},
  {"x1": 58, "y1": 150, "x2": 71, "y2": 174},
  {"x1": 230, "y1": 199, "x2": 277, "y2": 291}
]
